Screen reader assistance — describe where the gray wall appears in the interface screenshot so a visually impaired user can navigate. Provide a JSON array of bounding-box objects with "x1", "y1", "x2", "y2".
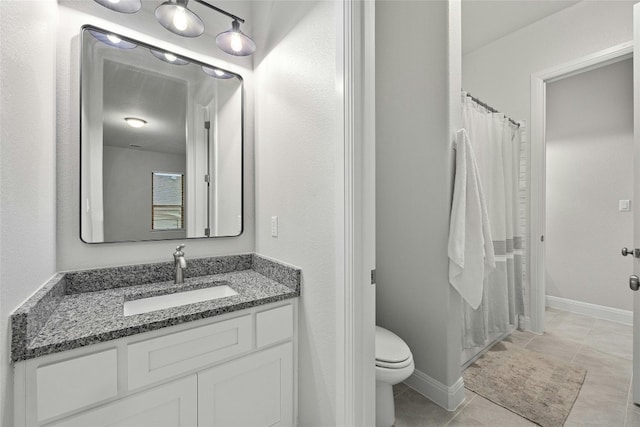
[
  {"x1": 376, "y1": 0, "x2": 463, "y2": 399},
  {"x1": 103, "y1": 146, "x2": 187, "y2": 242},
  {"x1": 546, "y1": 59, "x2": 633, "y2": 311}
]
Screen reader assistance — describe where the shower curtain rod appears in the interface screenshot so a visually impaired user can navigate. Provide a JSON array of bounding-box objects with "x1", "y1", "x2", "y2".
[{"x1": 464, "y1": 92, "x2": 521, "y2": 128}]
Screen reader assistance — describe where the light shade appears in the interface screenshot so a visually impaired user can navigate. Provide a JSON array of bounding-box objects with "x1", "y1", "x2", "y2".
[
  {"x1": 150, "y1": 49, "x2": 190, "y2": 65},
  {"x1": 93, "y1": 0, "x2": 141, "y2": 14},
  {"x1": 202, "y1": 66, "x2": 234, "y2": 79},
  {"x1": 155, "y1": 0, "x2": 204, "y2": 38},
  {"x1": 216, "y1": 20, "x2": 256, "y2": 56}
]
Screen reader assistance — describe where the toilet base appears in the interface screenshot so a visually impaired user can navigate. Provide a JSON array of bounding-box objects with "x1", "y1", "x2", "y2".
[{"x1": 376, "y1": 381, "x2": 395, "y2": 427}]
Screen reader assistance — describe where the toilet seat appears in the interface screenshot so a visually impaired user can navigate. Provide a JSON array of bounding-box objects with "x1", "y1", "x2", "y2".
[
  {"x1": 375, "y1": 326, "x2": 411, "y2": 363},
  {"x1": 375, "y1": 354, "x2": 413, "y2": 370}
]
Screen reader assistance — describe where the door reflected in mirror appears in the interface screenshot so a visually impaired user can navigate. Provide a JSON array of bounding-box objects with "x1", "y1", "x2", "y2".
[{"x1": 80, "y1": 26, "x2": 243, "y2": 243}]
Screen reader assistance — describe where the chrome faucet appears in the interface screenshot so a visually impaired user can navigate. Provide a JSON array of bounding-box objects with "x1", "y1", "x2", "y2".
[{"x1": 173, "y1": 244, "x2": 187, "y2": 284}]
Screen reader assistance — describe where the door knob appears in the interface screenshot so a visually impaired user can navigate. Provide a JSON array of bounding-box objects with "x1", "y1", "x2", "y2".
[
  {"x1": 621, "y1": 247, "x2": 639, "y2": 257},
  {"x1": 630, "y1": 275, "x2": 639, "y2": 291}
]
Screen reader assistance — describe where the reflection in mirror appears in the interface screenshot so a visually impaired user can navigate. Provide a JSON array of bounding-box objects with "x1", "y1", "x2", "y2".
[{"x1": 80, "y1": 26, "x2": 243, "y2": 243}]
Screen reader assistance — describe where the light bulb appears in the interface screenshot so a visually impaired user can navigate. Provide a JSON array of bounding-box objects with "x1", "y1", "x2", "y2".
[
  {"x1": 108, "y1": 0, "x2": 120, "y2": 3},
  {"x1": 230, "y1": 33, "x2": 242, "y2": 52},
  {"x1": 173, "y1": 8, "x2": 188, "y2": 32},
  {"x1": 107, "y1": 34, "x2": 121, "y2": 44},
  {"x1": 214, "y1": 69, "x2": 225, "y2": 77},
  {"x1": 164, "y1": 52, "x2": 177, "y2": 62}
]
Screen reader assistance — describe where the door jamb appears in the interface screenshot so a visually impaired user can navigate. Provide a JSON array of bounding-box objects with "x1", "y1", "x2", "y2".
[{"x1": 336, "y1": 0, "x2": 377, "y2": 425}]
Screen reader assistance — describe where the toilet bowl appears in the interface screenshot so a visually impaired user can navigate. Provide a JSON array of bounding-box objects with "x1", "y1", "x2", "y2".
[{"x1": 375, "y1": 326, "x2": 414, "y2": 427}]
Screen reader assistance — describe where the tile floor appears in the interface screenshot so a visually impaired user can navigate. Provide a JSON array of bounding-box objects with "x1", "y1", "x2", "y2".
[{"x1": 393, "y1": 307, "x2": 640, "y2": 426}]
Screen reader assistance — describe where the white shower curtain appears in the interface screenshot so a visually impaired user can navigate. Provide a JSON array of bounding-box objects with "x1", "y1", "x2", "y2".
[{"x1": 461, "y1": 93, "x2": 527, "y2": 355}]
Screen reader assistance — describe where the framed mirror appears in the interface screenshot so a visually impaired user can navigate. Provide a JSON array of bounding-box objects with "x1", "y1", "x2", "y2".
[{"x1": 80, "y1": 25, "x2": 243, "y2": 243}]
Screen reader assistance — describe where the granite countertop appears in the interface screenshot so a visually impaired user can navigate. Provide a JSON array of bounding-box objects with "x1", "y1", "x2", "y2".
[{"x1": 11, "y1": 254, "x2": 301, "y2": 362}]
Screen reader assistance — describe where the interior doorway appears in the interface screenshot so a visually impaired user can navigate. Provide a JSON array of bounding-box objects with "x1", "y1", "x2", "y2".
[
  {"x1": 545, "y1": 58, "x2": 634, "y2": 321},
  {"x1": 529, "y1": 42, "x2": 633, "y2": 333}
]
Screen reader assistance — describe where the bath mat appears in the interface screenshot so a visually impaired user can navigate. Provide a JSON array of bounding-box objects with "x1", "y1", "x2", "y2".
[{"x1": 463, "y1": 340, "x2": 586, "y2": 427}]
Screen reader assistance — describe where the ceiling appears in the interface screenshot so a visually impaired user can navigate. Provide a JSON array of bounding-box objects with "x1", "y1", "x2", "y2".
[
  {"x1": 102, "y1": 59, "x2": 188, "y2": 155},
  {"x1": 462, "y1": 0, "x2": 581, "y2": 54}
]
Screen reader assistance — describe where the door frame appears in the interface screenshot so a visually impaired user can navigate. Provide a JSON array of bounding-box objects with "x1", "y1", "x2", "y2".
[
  {"x1": 336, "y1": 0, "x2": 377, "y2": 425},
  {"x1": 529, "y1": 41, "x2": 633, "y2": 334}
]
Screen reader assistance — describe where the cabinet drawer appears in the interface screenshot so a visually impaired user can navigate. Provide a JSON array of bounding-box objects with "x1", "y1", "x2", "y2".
[
  {"x1": 256, "y1": 304, "x2": 293, "y2": 348},
  {"x1": 128, "y1": 315, "x2": 252, "y2": 390},
  {"x1": 36, "y1": 349, "x2": 118, "y2": 422}
]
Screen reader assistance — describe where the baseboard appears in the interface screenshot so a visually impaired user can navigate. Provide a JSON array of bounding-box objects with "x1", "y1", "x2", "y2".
[
  {"x1": 404, "y1": 369, "x2": 465, "y2": 411},
  {"x1": 546, "y1": 295, "x2": 632, "y2": 325}
]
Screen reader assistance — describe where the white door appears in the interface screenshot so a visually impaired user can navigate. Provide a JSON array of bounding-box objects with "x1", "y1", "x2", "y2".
[{"x1": 633, "y1": 2, "x2": 640, "y2": 406}]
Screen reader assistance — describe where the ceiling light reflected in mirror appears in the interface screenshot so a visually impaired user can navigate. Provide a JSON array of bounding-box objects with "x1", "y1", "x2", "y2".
[
  {"x1": 89, "y1": 30, "x2": 138, "y2": 49},
  {"x1": 150, "y1": 49, "x2": 190, "y2": 65},
  {"x1": 125, "y1": 117, "x2": 147, "y2": 128},
  {"x1": 202, "y1": 65, "x2": 234, "y2": 79}
]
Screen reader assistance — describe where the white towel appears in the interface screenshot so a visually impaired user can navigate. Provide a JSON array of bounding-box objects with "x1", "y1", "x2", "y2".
[{"x1": 448, "y1": 129, "x2": 496, "y2": 309}]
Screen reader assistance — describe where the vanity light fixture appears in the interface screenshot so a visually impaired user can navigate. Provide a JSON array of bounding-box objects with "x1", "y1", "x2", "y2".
[
  {"x1": 92, "y1": 0, "x2": 256, "y2": 56},
  {"x1": 125, "y1": 117, "x2": 147, "y2": 128},
  {"x1": 215, "y1": 19, "x2": 256, "y2": 56},
  {"x1": 155, "y1": 0, "x2": 205, "y2": 38},
  {"x1": 93, "y1": 0, "x2": 141, "y2": 14}
]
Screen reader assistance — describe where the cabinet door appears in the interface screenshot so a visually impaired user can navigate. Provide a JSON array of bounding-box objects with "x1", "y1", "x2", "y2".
[
  {"x1": 46, "y1": 375, "x2": 197, "y2": 427},
  {"x1": 198, "y1": 342, "x2": 293, "y2": 427}
]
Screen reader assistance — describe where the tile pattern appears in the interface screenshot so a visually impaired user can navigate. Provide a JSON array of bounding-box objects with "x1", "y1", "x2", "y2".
[
  {"x1": 11, "y1": 254, "x2": 301, "y2": 362},
  {"x1": 393, "y1": 307, "x2": 636, "y2": 426}
]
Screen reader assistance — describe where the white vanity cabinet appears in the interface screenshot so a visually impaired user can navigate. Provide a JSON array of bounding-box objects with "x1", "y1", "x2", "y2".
[{"x1": 13, "y1": 300, "x2": 297, "y2": 427}]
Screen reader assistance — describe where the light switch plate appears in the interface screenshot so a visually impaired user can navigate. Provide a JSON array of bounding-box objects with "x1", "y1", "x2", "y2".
[
  {"x1": 271, "y1": 216, "x2": 278, "y2": 237},
  {"x1": 619, "y1": 200, "x2": 631, "y2": 212}
]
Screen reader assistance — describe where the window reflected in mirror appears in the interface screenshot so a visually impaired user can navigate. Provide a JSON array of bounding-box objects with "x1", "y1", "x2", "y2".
[{"x1": 152, "y1": 172, "x2": 185, "y2": 231}]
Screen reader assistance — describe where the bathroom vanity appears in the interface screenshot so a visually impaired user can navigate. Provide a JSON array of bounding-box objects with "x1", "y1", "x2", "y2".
[{"x1": 11, "y1": 254, "x2": 300, "y2": 427}]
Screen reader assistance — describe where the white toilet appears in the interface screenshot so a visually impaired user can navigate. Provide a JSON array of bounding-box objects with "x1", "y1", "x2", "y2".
[{"x1": 375, "y1": 326, "x2": 414, "y2": 427}]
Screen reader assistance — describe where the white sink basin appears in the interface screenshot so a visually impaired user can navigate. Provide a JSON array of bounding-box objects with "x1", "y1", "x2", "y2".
[{"x1": 124, "y1": 285, "x2": 238, "y2": 317}]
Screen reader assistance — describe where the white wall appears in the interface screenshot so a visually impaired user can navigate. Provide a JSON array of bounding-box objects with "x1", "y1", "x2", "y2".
[
  {"x1": 252, "y1": 1, "x2": 341, "y2": 424},
  {"x1": 463, "y1": 1, "x2": 636, "y2": 124},
  {"x1": 103, "y1": 146, "x2": 187, "y2": 242},
  {"x1": 376, "y1": 0, "x2": 464, "y2": 408},
  {"x1": 0, "y1": 1, "x2": 58, "y2": 425},
  {"x1": 546, "y1": 59, "x2": 633, "y2": 311},
  {"x1": 56, "y1": 3, "x2": 255, "y2": 271}
]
